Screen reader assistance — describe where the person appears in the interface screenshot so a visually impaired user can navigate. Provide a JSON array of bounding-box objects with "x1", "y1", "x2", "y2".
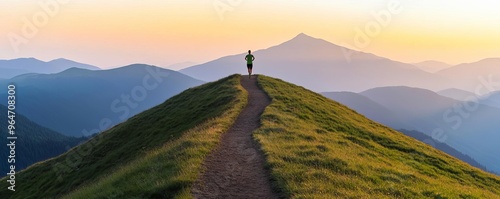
[{"x1": 245, "y1": 50, "x2": 255, "y2": 78}]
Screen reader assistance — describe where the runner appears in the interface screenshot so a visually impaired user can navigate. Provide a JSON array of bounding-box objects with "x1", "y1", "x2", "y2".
[{"x1": 245, "y1": 50, "x2": 255, "y2": 78}]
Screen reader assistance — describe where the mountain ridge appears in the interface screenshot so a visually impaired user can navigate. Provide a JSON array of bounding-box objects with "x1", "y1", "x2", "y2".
[
  {"x1": 436, "y1": 57, "x2": 500, "y2": 92},
  {"x1": 413, "y1": 60, "x2": 453, "y2": 73},
  {"x1": 0, "y1": 58, "x2": 100, "y2": 79}
]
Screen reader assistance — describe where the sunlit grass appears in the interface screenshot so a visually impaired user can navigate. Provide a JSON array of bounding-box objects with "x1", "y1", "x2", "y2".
[
  {"x1": 63, "y1": 118, "x2": 242, "y2": 199},
  {"x1": 255, "y1": 75, "x2": 500, "y2": 198}
]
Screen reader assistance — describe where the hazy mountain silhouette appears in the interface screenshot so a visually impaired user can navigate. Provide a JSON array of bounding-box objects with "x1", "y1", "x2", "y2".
[
  {"x1": 437, "y1": 88, "x2": 500, "y2": 108},
  {"x1": 361, "y1": 86, "x2": 456, "y2": 132},
  {"x1": 359, "y1": 86, "x2": 500, "y2": 174},
  {"x1": 479, "y1": 91, "x2": 500, "y2": 108},
  {"x1": 0, "y1": 64, "x2": 204, "y2": 137},
  {"x1": 0, "y1": 58, "x2": 100, "y2": 79},
  {"x1": 438, "y1": 88, "x2": 477, "y2": 101},
  {"x1": 413, "y1": 60, "x2": 453, "y2": 73},
  {"x1": 322, "y1": 91, "x2": 409, "y2": 129},
  {"x1": 180, "y1": 33, "x2": 448, "y2": 92},
  {"x1": 0, "y1": 104, "x2": 86, "y2": 176},
  {"x1": 438, "y1": 89, "x2": 500, "y2": 108},
  {"x1": 436, "y1": 58, "x2": 500, "y2": 92}
]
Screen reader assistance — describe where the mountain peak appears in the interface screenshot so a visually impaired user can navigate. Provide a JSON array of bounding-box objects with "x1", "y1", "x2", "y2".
[
  {"x1": 268, "y1": 32, "x2": 337, "y2": 51},
  {"x1": 290, "y1": 32, "x2": 320, "y2": 41},
  {"x1": 7, "y1": 57, "x2": 42, "y2": 62},
  {"x1": 295, "y1": 32, "x2": 309, "y2": 38},
  {"x1": 49, "y1": 58, "x2": 72, "y2": 62},
  {"x1": 115, "y1": 64, "x2": 172, "y2": 72}
]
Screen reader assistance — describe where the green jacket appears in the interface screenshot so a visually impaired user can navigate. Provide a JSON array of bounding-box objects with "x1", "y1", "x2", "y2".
[{"x1": 245, "y1": 54, "x2": 255, "y2": 64}]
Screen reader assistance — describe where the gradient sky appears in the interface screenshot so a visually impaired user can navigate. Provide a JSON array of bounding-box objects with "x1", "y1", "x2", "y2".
[{"x1": 1, "y1": 0, "x2": 499, "y2": 69}]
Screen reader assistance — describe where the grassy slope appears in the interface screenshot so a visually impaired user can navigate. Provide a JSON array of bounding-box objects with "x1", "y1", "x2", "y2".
[
  {"x1": 0, "y1": 75, "x2": 247, "y2": 199},
  {"x1": 255, "y1": 75, "x2": 500, "y2": 198}
]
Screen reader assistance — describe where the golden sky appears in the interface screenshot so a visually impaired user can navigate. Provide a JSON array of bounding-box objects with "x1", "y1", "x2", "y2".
[{"x1": 1, "y1": 0, "x2": 499, "y2": 69}]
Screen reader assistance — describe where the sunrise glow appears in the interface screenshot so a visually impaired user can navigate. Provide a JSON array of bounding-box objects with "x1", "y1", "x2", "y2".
[{"x1": 1, "y1": 0, "x2": 499, "y2": 68}]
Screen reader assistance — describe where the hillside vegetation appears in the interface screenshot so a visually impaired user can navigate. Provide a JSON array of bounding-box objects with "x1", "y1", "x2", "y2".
[
  {"x1": 0, "y1": 75, "x2": 247, "y2": 199},
  {"x1": 255, "y1": 75, "x2": 500, "y2": 198}
]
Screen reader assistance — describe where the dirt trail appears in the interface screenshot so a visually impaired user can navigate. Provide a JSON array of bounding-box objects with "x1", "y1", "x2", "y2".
[{"x1": 192, "y1": 75, "x2": 279, "y2": 199}]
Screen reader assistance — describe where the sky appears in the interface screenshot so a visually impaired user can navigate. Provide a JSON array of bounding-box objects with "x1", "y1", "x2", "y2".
[{"x1": 1, "y1": 0, "x2": 499, "y2": 69}]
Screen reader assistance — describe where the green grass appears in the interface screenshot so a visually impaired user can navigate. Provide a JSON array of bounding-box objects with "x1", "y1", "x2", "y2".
[
  {"x1": 255, "y1": 75, "x2": 500, "y2": 198},
  {"x1": 0, "y1": 75, "x2": 247, "y2": 199}
]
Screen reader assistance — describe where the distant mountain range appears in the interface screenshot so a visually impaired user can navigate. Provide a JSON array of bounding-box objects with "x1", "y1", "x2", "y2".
[
  {"x1": 437, "y1": 88, "x2": 477, "y2": 101},
  {"x1": 322, "y1": 91, "x2": 410, "y2": 129},
  {"x1": 436, "y1": 58, "x2": 500, "y2": 92},
  {"x1": 413, "y1": 60, "x2": 453, "y2": 73},
  {"x1": 438, "y1": 88, "x2": 500, "y2": 109},
  {"x1": 0, "y1": 104, "x2": 86, "y2": 175},
  {"x1": 0, "y1": 64, "x2": 204, "y2": 137},
  {"x1": 181, "y1": 33, "x2": 500, "y2": 93},
  {"x1": 181, "y1": 33, "x2": 448, "y2": 92},
  {"x1": 479, "y1": 91, "x2": 500, "y2": 108},
  {"x1": 0, "y1": 58, "x2": 100, "y2": 79},
  {"x1": 323, "y1": 87, "x2": 500, "y2": 174},
  {"x1": 360, "y1": 86, "x2": 460, "y2": 132}
]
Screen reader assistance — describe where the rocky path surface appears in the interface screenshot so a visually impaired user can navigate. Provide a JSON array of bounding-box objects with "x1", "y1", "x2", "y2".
[{"x1": 192, "y1": 75, "x2": 279, "y2": 199}]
